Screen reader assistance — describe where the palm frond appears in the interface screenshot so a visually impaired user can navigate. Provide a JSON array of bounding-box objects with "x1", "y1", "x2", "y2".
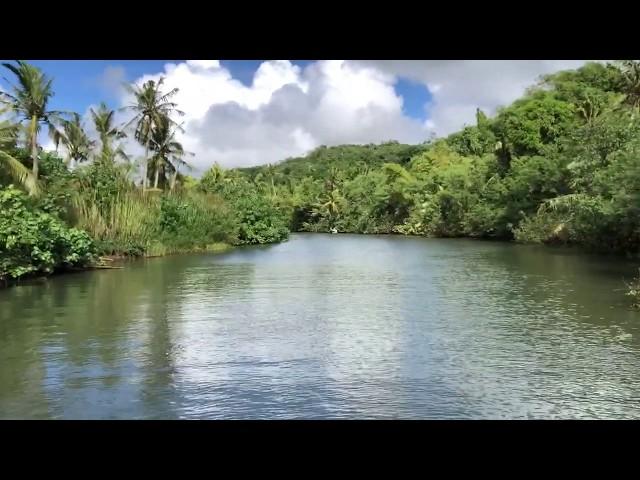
[{"x1": 0, "y1": 150, "x2": 39, "y2": 195}]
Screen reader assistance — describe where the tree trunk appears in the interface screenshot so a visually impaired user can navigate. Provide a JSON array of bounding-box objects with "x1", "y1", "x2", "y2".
[
  {"x1": 30, "y1": 115, "x2": 39, "y2": 180},
  {"x1": 142, "y1": 142, "x2": 149, "y2": 190},
  {"x1": 171, "y1": 167, "x2": 178, "y2": 192},
  {"x1": 154, "y1": 164, "x2": 160, "y2": 189}
]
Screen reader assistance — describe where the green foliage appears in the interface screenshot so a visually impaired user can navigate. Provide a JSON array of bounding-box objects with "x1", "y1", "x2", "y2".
[
  {"x1": 0, "y1": 120, "x2": 38, "y2": 195},
  {"x1": 493, "y1": 93, "x2": 577, "y2": 163},
  {"x1": 446, "y1": 109, "x2": 497, "y2": 157},
  {"x1": 0, "y1": 185, "x2": 95, "y2": 281},
  {"x1": 239, "y1": 142, "x2": 427, "y2": 186},
  {"x1": 71, "y1": 189, "x2": 160, "y2": 256},
  {"x1": 0, "y1": 60, "x2": 66, "y2": 180},
  {"x1": 233, "y1": 191, "x2": 289, "y2": 245},
  {"x1": 75, "y1": 157, "x2": 133, "y2": 210},
  {"x1": 51, "y1": 113, "x2": 95, "y2": 167},
  {"x1": 199, "y1": 165, "x2": 290, "y2": 244},
  {"x1": 158, "y1": 192, "x2": 236, "y2": 249},
  {"x1": 34, "y1": 152, "x2": 76, "y2": 218}
]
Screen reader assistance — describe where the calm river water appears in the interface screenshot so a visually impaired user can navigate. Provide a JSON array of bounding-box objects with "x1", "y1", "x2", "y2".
[{"x1": 1, "y1": 233, "x2": 639, "y2": 419}]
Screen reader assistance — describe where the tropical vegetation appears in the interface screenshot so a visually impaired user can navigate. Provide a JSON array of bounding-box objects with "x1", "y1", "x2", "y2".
[{"x1": 1, "y1": 60, "x2": 639, "y2": 305}]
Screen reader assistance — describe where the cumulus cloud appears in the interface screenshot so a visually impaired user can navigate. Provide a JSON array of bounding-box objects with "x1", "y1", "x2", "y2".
[
  {"x1": 107, "y1": 59, "x2": 595, "y2": 173},
  {"x1": 118, "y1": 60, "x2": 427, "y2": 172},
  {"x1": 353, "y1": 60, "x2": 590, "y2": 135}
]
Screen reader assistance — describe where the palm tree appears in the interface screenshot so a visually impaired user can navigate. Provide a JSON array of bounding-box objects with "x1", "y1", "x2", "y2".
[
  {"x1": 208, "y1": 162, "x2": 225, "y2": 183},
  {"x1": 0, "y1": 120, "x2": 38, "y2": 195},
  {"x1": 264, "y1": 163, "x2": 279, "y2": 197},
  {"x1": 314, "y1": 188, "x2": 344, "y2": 228},
  {"x1": 121, "y1": 78, "x2": 184, "y2": 189},
  {"x1": 617, "y1": 60, "x2": 640, "y2": 110},
  {"x1": 51, "y1": 113, "x2": 95, "y2": 168},
  {"x1": 0, "y1": 60, "x2": 66, "y2": 180},
  {"x1": 90, "y1": 102, "x2": 128, "y2": 160},
  {"x1": 326, "y1": 166, "x2": 342, "y2": 190},
  {"x1": 148, "y1": 115, "x2": 192, "y2": 190}
]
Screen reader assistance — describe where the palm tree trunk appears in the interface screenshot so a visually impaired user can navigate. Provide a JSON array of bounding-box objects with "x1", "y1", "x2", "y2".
[
  {"x1": 171, "y1": 167, "x2": 178, "y2": 192},
  {"x1": 142, "y1": 142, "x2": 149, "y2": 190},
  {"x1": 30, "y1": 115, "x2": 39, "y2": 180},
  {"x1": 154, "y1": 164, "x2": 160, "y2": 189}
]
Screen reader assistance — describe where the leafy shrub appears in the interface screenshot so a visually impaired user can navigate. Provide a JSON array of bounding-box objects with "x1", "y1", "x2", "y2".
[
  {"x1": 233, "y1": 193, "x2": 289, "y2": 245},
  {"x1": 158, "y1": 192, "x2": 237, "y2": 249},
  {"x1": 1, "y1": 185, "x2": 95, "y2": 281}
]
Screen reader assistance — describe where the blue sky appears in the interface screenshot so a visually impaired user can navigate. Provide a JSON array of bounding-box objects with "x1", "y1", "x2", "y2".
[{"x1": 1, "y1": 60, "x2": 431, "y2": 122}]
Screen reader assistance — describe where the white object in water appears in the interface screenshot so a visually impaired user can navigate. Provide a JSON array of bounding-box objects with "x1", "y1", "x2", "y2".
[{"x1": 330, "y1": 228, "x2": 338, "y2": 234}]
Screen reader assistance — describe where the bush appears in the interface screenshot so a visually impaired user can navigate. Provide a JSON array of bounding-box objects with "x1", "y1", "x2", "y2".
[
  {"x1": 72, "y1": 187, "x2": 237, "y2": 256},
  {"x1": 35, "y1": 152, "x2": 77, "y2": 219},
  {"x1": 233, "y1": 193, "x2": 289, "y2": 245},
  {"x1": 0, "y1": 185, "x2": 96, "y2": 281},
  {"x1": 158, "y1": 192, "x2": 237, "y2": 250}
]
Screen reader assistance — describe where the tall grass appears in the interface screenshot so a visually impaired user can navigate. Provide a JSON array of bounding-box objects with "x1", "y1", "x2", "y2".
[
  {"x1": 71, "y1": 189, "x2": 161, "y2": 255},
  {"x1": 70, "y1": 188, "x2": 237, "y2": 256}
]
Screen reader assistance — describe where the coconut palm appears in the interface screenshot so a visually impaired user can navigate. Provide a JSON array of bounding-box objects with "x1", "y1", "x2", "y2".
[
  {"x1": 313, "y1": 188, "x2": 344, "y2": 228},
  {"x1": 90, "y1": 102, "x2": 128, "y2": 160},
  {"x1": 51, "y1": 113, "x2": 95, "y2": 168},
  {"x1": 121, "y1": 78, "x2": 184, "y2": 189},
  {"x1": 0, "y1": 60, "x2": 67, "y2": 180},
  {"x1": 208, "y1": 162, "x2": 226, "y2": 184},
  {"x1": 148, "y1": 115, "x2": 192, "y2": 190},
  {"x1": 326, "y1": 166, "x2": 342, "y2": 190},
  {"x1": 0, "y1": 120, "x2": 38, "y2": 195},
  {"x1": 264, "y1": 163, "x2": 279, "y2": 197}
]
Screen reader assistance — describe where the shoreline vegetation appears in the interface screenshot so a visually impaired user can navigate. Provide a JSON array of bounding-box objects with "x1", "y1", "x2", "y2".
[
  {"x1": 1, "y1": 241, "x2": 236, "y2": 289},
  {"x1": 1, "y1": 60, "x2": 639, "y2": 305}
]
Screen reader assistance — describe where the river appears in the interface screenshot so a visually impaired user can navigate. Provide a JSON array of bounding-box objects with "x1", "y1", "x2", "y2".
[{"x1": 1, "y1": 233, "x2": 639, "y2": 419}]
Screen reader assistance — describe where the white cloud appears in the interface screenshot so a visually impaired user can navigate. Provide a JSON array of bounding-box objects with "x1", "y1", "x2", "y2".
[
  {"x1": 185, "y1": 60, "x2": 220, "y2": 70},
  {"x1": 353, "y1": 60, "x2": 591, "y2": 135},
  {"x1": 118, "y1": 60, "x2": 427, "y2": 172},
  {"x1": 110, "y1": 60, "x2": 595, "y2": 173}
]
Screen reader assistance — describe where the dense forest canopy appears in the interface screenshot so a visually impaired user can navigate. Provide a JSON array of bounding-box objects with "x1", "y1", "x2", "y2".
[{"x1": 1, "y1": 60, "x2": 639, "y2": 303}]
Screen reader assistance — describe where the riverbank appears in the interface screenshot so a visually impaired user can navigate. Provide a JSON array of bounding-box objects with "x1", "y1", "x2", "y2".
[
  {"x1": 4, "y1": 232, "x2": 639, "y2": 309},
  {"x1": 0, "y1": 241, "x2": 235, "y2": 290}
]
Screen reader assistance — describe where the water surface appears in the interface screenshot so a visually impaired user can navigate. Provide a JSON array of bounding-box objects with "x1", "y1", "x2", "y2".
[{"x1": 1, "y1": 233, "x2": 639, "y2": 419}]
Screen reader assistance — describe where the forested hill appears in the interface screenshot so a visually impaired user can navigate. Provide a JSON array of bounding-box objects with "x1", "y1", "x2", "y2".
[
  {"x1": 206, "y1": 61, "x2": 640, "y2": 254},
  {"x1": 237, "y1": 142, "x2": 427, "y2": 183}
]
